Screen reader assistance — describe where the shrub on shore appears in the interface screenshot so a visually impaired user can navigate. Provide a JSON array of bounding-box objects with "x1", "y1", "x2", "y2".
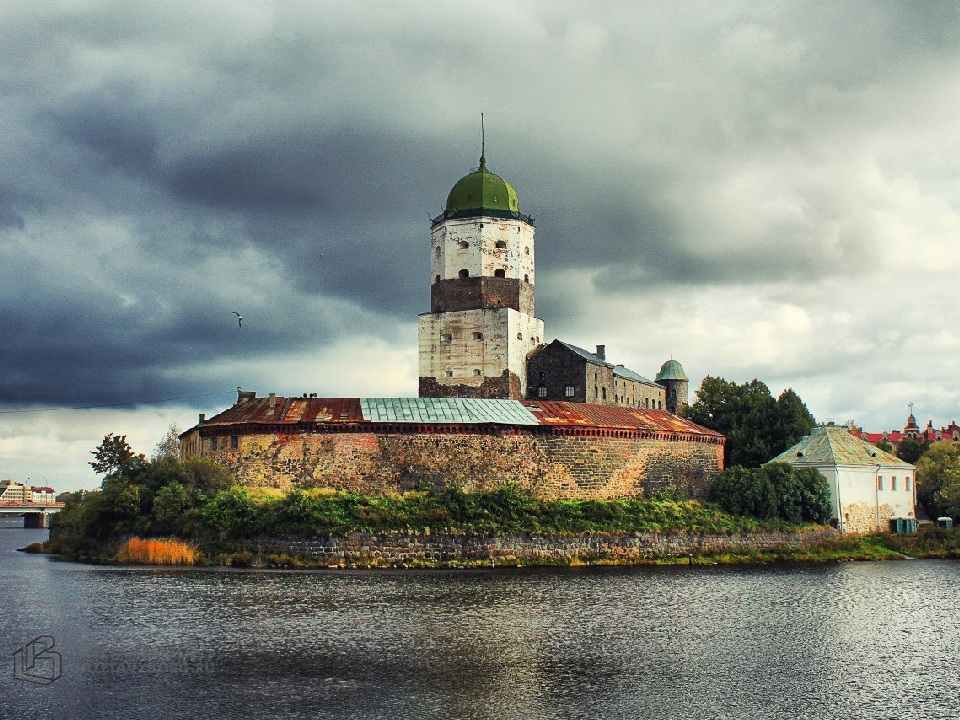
[{"x1": 116, "y1": 537, "x2": 200, "y2": 565}]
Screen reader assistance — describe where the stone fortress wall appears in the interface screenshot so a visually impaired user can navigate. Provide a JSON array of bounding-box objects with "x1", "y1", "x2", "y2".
[{"x1": 192, "y1": 423, "x2": 723, "y2": 500}]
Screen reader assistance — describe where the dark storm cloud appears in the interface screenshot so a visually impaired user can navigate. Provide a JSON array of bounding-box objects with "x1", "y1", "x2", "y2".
[
  {"x1": 0, "y1": 0, "x2": 956, "y2": 439},
  {"x1": 45, "y1": 83, "x2": 160, "y2": 178}
]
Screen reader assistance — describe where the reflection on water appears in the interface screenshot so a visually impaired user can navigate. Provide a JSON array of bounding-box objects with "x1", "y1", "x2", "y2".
[{"x1": 1, "y1": 525, "x2": 957, "y2": 719}]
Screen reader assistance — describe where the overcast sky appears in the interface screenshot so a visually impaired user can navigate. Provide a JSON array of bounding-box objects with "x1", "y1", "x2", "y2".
[{"x1": 2, "y1": 1, "x2": 959, "y2": 491}]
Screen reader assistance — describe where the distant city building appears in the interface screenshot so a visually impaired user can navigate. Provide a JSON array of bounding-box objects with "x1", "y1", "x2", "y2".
[
  {"x1": 0, "y1": 480, "x2": 31, "y2": 503},
  {"x1": 31, "y1": 486, "x2": 56, "y2": 504},
  {"x1": 770, "y1": 425, "x2": 916, "y2": 534},
  {"x1": 850, "y1": 411, "x2": 960, "y2": 446}
]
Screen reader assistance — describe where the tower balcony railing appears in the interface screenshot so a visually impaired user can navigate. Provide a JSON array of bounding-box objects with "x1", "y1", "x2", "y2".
[{"x1": 431, "y1": 208, "x2": 535, "y2": 227}]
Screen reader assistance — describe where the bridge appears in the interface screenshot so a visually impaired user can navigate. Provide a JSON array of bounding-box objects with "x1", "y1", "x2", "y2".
[{"x1": 0, "y1": 502, "x2": 65, "y2": 528}]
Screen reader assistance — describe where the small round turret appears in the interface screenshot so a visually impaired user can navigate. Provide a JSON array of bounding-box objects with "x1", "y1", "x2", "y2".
[{"x1": 656, "y1": 359, "x2": 689, "y2": 414}]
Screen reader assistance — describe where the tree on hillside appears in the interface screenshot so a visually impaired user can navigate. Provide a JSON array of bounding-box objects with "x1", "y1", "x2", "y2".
[
  {"x1": 895, "y1": 437, "x2": 928, "y2": 465},
  {"x1": 683, "y1": 377, "x2": 816, "y2": 467},
  {"x1": 90, "y1": 434, "x2": 146, "y2": 478},
  {"x1": 153, "y1": 423, "x2": 183, "y2": 461},
  {"x1": 916, "y1": 442, "x2": 960, "y2": 520}
]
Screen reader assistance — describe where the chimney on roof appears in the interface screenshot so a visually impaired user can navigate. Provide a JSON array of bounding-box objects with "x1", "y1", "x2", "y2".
[
  {"x1": 596, "y1": 345, "x2": 606, "y2": 361},
  {"x1": 268, "y1": 393, "x2": 276, "y2": 416},
  {"x1": 198, "y1": 413, "x2": 205, "y2": 426}
]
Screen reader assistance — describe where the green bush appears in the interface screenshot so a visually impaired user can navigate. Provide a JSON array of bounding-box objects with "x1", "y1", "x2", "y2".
[{"x1": 707, "y1": 463, "x2": 831, "y2": 523}]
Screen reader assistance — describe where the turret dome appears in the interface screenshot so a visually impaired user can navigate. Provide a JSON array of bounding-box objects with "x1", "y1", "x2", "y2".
[
  {"x1": 656, "y1": 359, "x2": 688, "y2": 382},
  {"x1": 443, "y1": 156, "x2": 521, "y2": 220}
]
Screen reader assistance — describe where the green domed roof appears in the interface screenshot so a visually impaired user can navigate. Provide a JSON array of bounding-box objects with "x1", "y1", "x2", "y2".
[
  {"x1": 444, "y1": 156, "x2": 521, "y2": 218},
  {"x1": 656, "y1": 359, "x2": 688, "y2": 382}
]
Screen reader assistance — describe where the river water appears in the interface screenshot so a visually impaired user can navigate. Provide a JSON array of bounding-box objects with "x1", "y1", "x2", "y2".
[{"x1": 1, "y1": 523, "x2": 958, "y2": 719}]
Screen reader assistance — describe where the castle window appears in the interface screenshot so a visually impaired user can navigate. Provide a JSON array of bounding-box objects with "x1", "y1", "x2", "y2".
[
  {"x1": 435, "y1": 275, "x2": 441, "y2": 283},
  {"x1": 435, "y1": 247, "x2": 441, "y2": 256},
  {"x1": 494, "y1": 269, "x2": 506, "y2": 278},
  {"x1": 517, "y1": 332, "x2": 522, "y2": 340},
  {"x1": 441, "y1": 333, "x2": 452, "y2": 343},
  {"x1": 658, "y1": 400, "x2": 662, "y2": 409},
  {"x1": 473, "y1": 369, "x2": 481, "y2": 376},
  {"x1": 524, "y1": 246, "x2": 529, "y2": 254},
  {"x1": 524, "y1": 274, "x2": 529, "y2": 283},
  {"x1": 230, "y1": 436, "x2": 238, "y2": 451},
  {"x1": 537, "y1": 385, "x2": 548, "y2": 398},
  {"x1": 459, "y1": 269, "x2": 469, "y2": 279},
  {"x1": 472, "y1": 332, "x2": 483, "y2": 340},
  {"x1": 564, "y1": 384, "x2": 576, "y2": 397},
  {"x1": 495, "y1": 240, "x2": 506, "y2": 249},
  {"x1": 479, "y1": 222, "x2": 484, "y2": 228},
  {"x1": 602, "y1": 388, "x2": 607, "y2": 401},
  {"x1": 459, "y1": 241, "x2": 469, "y2": 249},
  {"x1": 445, "y1": 370, "x2": 453, "y2": 377}
]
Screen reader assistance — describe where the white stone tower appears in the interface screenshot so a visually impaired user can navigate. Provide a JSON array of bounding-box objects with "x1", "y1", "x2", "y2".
[{"x1": 418, "y1": 153, "x2": 544, "y2": 399}]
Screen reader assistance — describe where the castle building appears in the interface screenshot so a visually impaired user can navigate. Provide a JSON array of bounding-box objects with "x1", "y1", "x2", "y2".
[
  {"x1": 419, "y1": 153, "x2": 687, "y2": 410},
  {"x1": 527, "y1": 341, "x2": 667, "y2": 409},
  {"x1": 418, "y1": 155, "x2": 544, "y2": 400},
  {"x1": 179, "y1": 145, "x2": 721, "y2": 499}
]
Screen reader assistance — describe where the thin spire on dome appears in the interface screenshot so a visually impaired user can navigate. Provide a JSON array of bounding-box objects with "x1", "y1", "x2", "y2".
[{"x1": 479, "y1": 112, "x2": 486, "y2": 170}]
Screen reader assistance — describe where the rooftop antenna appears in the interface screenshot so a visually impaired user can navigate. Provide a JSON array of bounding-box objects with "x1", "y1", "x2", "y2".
[{"x1": 908, "y1": 401, "x2": 915, "y2": 416}]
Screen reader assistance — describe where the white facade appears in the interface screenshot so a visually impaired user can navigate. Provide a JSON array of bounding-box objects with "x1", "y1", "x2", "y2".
[
  {"x1": 817, "y1": 464, "x2": 917, "y2": 534},
  {"x1": 430, "y1": 218, "x2": 536, "y2": 287},
  {"x1": 419, "y1": 212, "x2": 544, "y2": 398},
  {"x1": 771, "y1": 426, "x2": 917, "y2": 534},
  {"x1": 419, "y1": 307, "x2": 544, "y2": 392}
]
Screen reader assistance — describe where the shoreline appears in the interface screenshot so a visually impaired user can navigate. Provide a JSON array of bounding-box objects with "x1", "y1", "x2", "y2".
[{"x1": 28, "y1": 526, "x2": 951, "y2": 569}]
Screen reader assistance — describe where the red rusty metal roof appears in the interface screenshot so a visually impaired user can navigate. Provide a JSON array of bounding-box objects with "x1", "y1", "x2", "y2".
[
  {"x1": 521, "y1": 401, "x2": 722, "y2": 437},
  {"x1": 204, "y1": 397, "x2": 366, "y2": 426},
  {"x1": 198, "y1": 395, "x2": 721, "y2": 439}
]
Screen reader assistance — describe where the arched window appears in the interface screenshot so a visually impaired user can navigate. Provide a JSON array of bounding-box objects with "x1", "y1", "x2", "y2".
[
  {"x1": 524, "y1": 246, "x2": 529, "y2": 254},
  {"x1": 435, "y1": 275, "x2": 440, "y2": 283},
  {"x1": 434, "y1": 247, "x2": 441, "y2": 257},
  {"x1": 523, "y1": 274, "x2": 529, "y2": 283},
  {"x1": 494, "y1": 269, "x2": 506, "y2": 278},
  {"x1": 459, "y1": 269, "x2": 469, "y2": 279},
  {"x1": 495, "y1": 240, "x2": 506, "y2": 249},
  {"x1": 459, "y1": 241, "x2": 469, "y2": 249}
]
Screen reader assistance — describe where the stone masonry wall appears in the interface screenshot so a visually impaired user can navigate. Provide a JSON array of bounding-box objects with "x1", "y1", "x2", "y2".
[
  {"x1": 206, "y1": 428, "x2": 723, "y2": 500},
  {"x1": 230, "y1": 527, "x2": 839, "y2": 566}
]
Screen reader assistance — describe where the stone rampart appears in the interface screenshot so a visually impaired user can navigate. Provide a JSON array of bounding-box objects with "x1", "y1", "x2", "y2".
[
  {"x1": 205, "y1": 428, "x2": 723, "y2": 500},
  {"x1": 228, "y1": 528, "x2": 839, "y2": 566}
]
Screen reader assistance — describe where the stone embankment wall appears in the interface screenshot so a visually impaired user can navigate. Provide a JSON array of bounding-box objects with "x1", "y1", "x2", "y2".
[
  {"x1": 207, "y1": 430, "x2": 723, "y2": 500},
  {"x1": 231, "y1": 528, "x2": 838, "y2": 566}
]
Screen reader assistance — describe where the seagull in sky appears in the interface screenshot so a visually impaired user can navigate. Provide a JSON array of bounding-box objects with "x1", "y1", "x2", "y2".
[{"x1": 232, "y1": 311, "x2": 243, "y2": 328}]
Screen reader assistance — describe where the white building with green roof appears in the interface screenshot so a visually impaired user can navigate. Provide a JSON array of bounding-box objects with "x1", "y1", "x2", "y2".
[{"x1": 770, "y1": 425, "x2": 917, "y2": 534}]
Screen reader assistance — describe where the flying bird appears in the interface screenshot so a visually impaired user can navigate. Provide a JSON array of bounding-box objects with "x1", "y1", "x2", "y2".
[{"x1": 232, "y1": 311, "x2": 243, "y2": 328}]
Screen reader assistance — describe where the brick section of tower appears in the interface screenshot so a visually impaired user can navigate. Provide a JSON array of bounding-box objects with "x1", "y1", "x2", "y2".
[{"x1": 431, "y1": 277, "x2": 534, "y2": 314}]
